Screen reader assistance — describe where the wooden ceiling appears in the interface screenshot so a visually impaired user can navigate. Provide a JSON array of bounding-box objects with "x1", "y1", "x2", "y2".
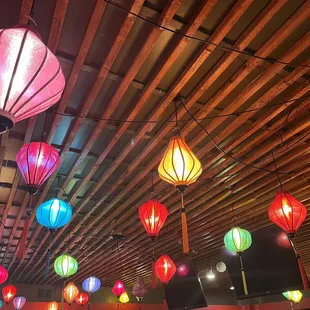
[{"x1": 0, "y1": 0, "x2": 310, "y2": 288}]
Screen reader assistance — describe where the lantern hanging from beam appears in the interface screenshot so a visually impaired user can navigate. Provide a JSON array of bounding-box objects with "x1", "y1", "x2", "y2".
[
  {"x1": 13, "y1": 296, "x2": 26, "y2": 310},
  {"x1": 54, "y1": 254, "x2": 78, "y2": 278},
  {"x1": 158, "y1": 136, "x2": 202, "y2": 254},
  {"x1": 288, "y1": 290, "x2": 303, "y2": 306},
  {"x1": 0, "y1": 265, "x2": 8, "y2": 284},
  {"x1": 112, "y1": 280, "x2": 125, "y2": 297},
  {"x1": 269, "y1": 192, "x2": 308, "y2": 291},
  {"x1": 47, "y1": 301, "x2": 58, "y2": 310},
  {"x1": 155, "y1": 254, "x2": 176, "y2": 285},
  {"x1": 119, "y1": 292, "x2": 129, "y2": 304},
  {"x1": 0, "y1": 26, "x2": 65, "y2": 133},
  {"x1": 224, "y1": 227, "x2": 252, "y2": 296},
  {"x1": 75, "y1": 292, "x2": 89, "y2": 306},
  {"x1": 82, "y1": 276, "x2": 101, "y2": 294},
  {"x1": 63, "y1": 282, "x2": 79, "y2": 305},
  {"x1": 132, "y1": 277, "x2": 148, "y2": 308},
  {"x1": 2, "y1": 285, "x2": 17, "y2": 303}
]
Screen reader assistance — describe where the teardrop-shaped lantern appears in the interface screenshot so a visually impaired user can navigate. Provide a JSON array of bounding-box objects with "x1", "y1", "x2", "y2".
[
  {"x1": 224, "y1": 227, "x2": 252, "y2": 296},
  {"x1": 0, "y1": 26, "x2": 65, "y2": 133},
  {"x1": 16, "y1": 142, "x2": 60, "y2": 194},
  {"x1": 119, "y1": 292, "x2": 129, "y2": 304},
  {"x1": 48, "y1": 301, "x2": 58, "y2": 310},
  {"x1": 13, "y1": 296, "x2": 26, "y2": 309},
  {"x1": 75, "y1": 292, "x2": 89, "y2": 305},
  {"x1": 0, "y1": 265, "x2": 8, "y2": 284},
  {"x1": 269, "y1": 192, "x2": 307, "y2": 237},
  {"x1": 82, "y1": 276, "x2": 101, "y2": 294},
  {"x1": 288, "y1": 290, "x2": 303, "y2": 304},
  {"x1": 139, "y1": 200, "x2": 168, "y2": 239},
  {"x1": 63, "y1": 282, "x2": 79, "y2": 305},
  {"x1": 155, "y1": 254, "x2": 176, "y2": 285},
  {"x1": 2, "y1": 285, "x2": 17, "y2": 303},
  {"x1": 36, "y1": 198, "x2": 72, "y2": 230},
  {"x1": 132, "y1": 277, "x2": 148, "y2": 303},
  {"x1": 112, "y1": 280, "x2": 125, "y2": 297},
  {"x1": 54, "y1": 254, "x2": 78, "y2": 278}
]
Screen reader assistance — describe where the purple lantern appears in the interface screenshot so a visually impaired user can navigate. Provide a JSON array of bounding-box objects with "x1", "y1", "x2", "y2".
[
  {"x1": 132, "y1": 277, "x2": 148, "y2": 307},
  {"x1": 13, "y1": 296, "x2": 26, "y2": 309}
]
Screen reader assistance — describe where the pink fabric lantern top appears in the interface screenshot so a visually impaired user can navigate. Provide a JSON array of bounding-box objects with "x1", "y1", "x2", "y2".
[
  {"x1": 0, "y1": 26, "x2": 65, "y2": 132},
  {"x1": 16, "y1": 142, "x2": 60, "y2": 194}
]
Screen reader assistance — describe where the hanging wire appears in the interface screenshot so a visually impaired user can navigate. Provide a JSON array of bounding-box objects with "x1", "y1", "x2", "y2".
[
  {"x1": 272, "y1": 150, "x2": 283, "y2": 192},
  {"x1": 103, "y1": 0, "x2": 310, "y2": 68},
  {"x1": 231, "y1": 205, "x2": 236, "y2": 226}
]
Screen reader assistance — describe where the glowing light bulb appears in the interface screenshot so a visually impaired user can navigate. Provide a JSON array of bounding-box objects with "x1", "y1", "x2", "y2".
[{"x1": 206, "y1": 267, "x2": 215, "y2": 280}]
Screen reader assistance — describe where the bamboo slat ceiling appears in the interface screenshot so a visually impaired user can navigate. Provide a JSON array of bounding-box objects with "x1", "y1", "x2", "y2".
[{"x1": 0, "y1": 0, "x2": 310, "y2": 287}]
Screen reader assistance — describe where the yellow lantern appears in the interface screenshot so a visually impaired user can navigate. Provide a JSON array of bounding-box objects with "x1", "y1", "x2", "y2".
[
  {"x1": 158, "y1": 136, "x2": 202, "y2": 253},
  {"x1": 119, "y1": 291, "x2": 130, "y2": 304},
  {"x1": 63, "y1": 282, "x2": 79, "y2": 305},
  {"x1": 288, "y1": 290, "x2": 303, "y2": 304},
  {"x1": 48, "y1": 301, "x2": 58, "y2": 310}
]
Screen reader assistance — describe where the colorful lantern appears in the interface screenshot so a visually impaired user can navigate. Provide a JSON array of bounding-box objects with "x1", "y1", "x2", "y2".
[
  {"x1": 119, "y1": 292, "x2": 129, "y2": 304},
  {"x1": 112, "y1": 280, "x2": 125, "y2": 297},
  {"x1": 54, "y1": 254, "x2": 78, "y2": 278},
  {"x1": 177, "y1": 264, "x2": 189, "y2": 277},
  {"x1": 16, "y1": 142, "x2": 60, "y2": 194},
  {"x1": 63, "y1": 282, "x2": 79, "y2": 305},
  {"x1": 47, "y1": 301, "x2": 58, "y2": 310},
  {"x1": 283, "y1": 292, "x2": 294, "y2": 309},
  {"x1": 36, "y1": 198, "x2": 72, "y2": 231},
  {"x1": 0, "y1": 300, "x2": 2, "y2": 308},
  {"x1": 0, "y1": 26, "x2": 65, "y2": 133},
  {"x1": 0, "y1": 265, "x2": 8, "y2": 284},
  {"x1": 269, "y1": 192, "x2": 308, "y2": 291},
  {"x1": 132, "y1": 277, "x2": 148, "y2": 304},
  {"x1": 224, "y1": 227, "x2": 252, "y2": 296},
  {"x1": 155, "y1": 254, "x2": 176, "y2": 285},
  {"x1": 13, "y1": 296, "x2": 26, "y2": 309},
  {"x1": 216, "y1": 262, "x2": 226, "y2": 273},
  {"x1": 158, "y1": 136, "x2": 202, "y2": 254},
  {"x1": 2, "y1": 285, "x2": 17, "y2": 303},
  {"x1": 289, "y1": 290, "x2": 303, "y2": 304},
  {"x1": 82, "y1": 276, "x2": 101, "y2": 294},
  {"x1": 75, "y1": 292, "x2": 89, "y2": 306}
]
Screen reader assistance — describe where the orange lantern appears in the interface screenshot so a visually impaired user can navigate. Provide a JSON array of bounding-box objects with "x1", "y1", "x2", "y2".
[
  {"x1": 63, "y1": 282, "x2": 79, "y2": 305},
  {"x1": 48, "y1": 301, "x2": 58, "y2": 310},
  {"x1": 2, "y1": 284, "x2": 17, "y2": 303}
]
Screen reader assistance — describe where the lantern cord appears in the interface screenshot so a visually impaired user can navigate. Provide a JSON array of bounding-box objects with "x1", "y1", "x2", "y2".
[
  {"x1": 151, "y1": 172, "x2": 155, "y2": 197},
  {"x1": 44, "y1": 231, "x2": 53, "y2": 279},
  {"x1": 272, "y1": 150, "x2": 283, "y2": 192},
  {"x1": 152, "y1": 240, "x2": 156, "y2": 289},
  {"x1": 174, "y1": 99, "x2": 179, "y2": 134},
  {"x1": 231, "y1": 205, "x2": 236, "y2": 227},
  {"x1": 103, "y1": 0, "x2": 310, "y2": 69}
]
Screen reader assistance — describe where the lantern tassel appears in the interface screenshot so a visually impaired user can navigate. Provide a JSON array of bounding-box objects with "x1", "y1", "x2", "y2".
[
  {"x1": 88, "y1": 301, "x2": 91, "y2": 310},
  {"x1": 239, "y1": 255, "x2": 248, "y2": 295},
  {"x1": 181, "y1": 193, "x2": 189, "y2": 254},
  {"x1": 17, "y1": 218, "x2": 30, "y2": 260},
  {"x1": 44, "y1": 231, "x2": 54, "y2": 279},
  {"x1": 297, "y1": 254, "x2": 308, "y2": 291}
]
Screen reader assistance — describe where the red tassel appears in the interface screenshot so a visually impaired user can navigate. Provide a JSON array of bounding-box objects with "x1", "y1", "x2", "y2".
[
  {"x1": 163, "y1": 297, "x2": 167, "y2": 310},
  {"x1": 152, "y1": 260, "x2": 156, "y2": 289},
  {"x1": 17, "y1": 218, "x2": 30, "y2": 260},
  {"x1": 297, "y1": 255, "x2": 308, "y2": 291}
]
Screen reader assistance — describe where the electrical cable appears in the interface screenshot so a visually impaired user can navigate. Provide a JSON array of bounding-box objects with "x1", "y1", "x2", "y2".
[{"x1": 104, "y1": 0, "x2": 310, "y2": 68}]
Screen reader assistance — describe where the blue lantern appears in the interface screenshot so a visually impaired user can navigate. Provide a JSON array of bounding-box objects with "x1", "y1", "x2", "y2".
[
  {"x1": 82, "y1": 276, "x2": 101, "y2": 294},
  {"x1": 36, "y1": 198, "x2": 72, "y2": 230},
  {"x1": 0, "y1": 300, "x2": 2, "y2": 308}
]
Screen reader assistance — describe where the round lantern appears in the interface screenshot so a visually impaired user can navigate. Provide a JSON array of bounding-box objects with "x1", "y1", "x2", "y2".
[
  {"x1": 13, "y1": 296, "x2": 26, "y2": 309},
  {"x1": 36, "y1": 198, "x2": 72, "y2": 231},
  {"x1": 269, "y1": 192, "x2": 307, "y2": 237},
  {"x1": 0, "y1": 26, "x2": 65, "y2": 133},
  {"x1": 16, "y1": 142, "x2": 60, "y2": 194},
  {"x1": 75, "y1": 292, "x2": 89, "y2": 306},
  {"x1": 139, "y1": 200, "x2": 168, "y2": 239},
  {"x1": 82, "y1": 276, "x2": 101, "y2": 294},
  {"x1": 63, "y1": 282, "x2": 79, "y2": 305},
  {"x1": 288, "y1": 290, "x2": 303, "y2": 304},
  {"x1": 2, "y1": 285, "x2": 17, "y2": 303},
  {"x1": 119, "y1": 292, "x2": 129, "y2": 304},
  {"x1": 0, "y1": 265, "x2": 8, "y2": 284},
  {"x1": 112, "y1": 280, "x2": 125, "y2": 297},
  {"x1": 216, "y1": 262, "x2": 226, "y2": 273},
  {"x1": 48, "y1": 301, "x2": 58, "y2": 310},
  {"x1": 155, "y1": 254, "x2": 176, "y2": 285},
  {"x1": 132, "y1": 277, "x2": 147, "y2": 303},
  {"x1": 54, "y1": 254, "x2": 78, "y2": 278}
]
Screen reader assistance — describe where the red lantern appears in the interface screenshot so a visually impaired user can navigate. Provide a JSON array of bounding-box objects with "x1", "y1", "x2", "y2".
[
  {"x1": 139, "y1": 200, "x2": 168, "y2": 239},
  {"x1": 2, "y1": 285, "x2": 17, "y2": 303},
  {"x1": 112, "y1": 280, "x2": 125, "y2": 297},
  {"x1": 155, "y1": 254, "x2": 176, "y2": 285},
  {"x1": 0, "y1": 265, "x2": 8, "y2": 284},
  {"x1": 16, "y1": 142, "x2": 60, "y2": 194},
  {"x1": 269, "y1": 192, "x2": 307, "y2": 237},
  {"x1": 0, "y1": 26, "x2": 65, "y2": 133},
  {"x1": 75, "y1": 292, "x2": 89, "y2": 305}
]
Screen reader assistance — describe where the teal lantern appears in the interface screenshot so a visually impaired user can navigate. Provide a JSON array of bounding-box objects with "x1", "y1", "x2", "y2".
[
  {"x1": 54, "y1": 254, "x2": 78, "y2": 278},
  {"x1": 224, "y1": 227, "x2": 252, "y2": 296}
]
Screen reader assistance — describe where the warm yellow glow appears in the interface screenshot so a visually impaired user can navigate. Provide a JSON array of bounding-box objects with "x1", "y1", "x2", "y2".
[
  {"x1": 7, "y1": 292, "x2": 12, "y2": 299},
  {"x1": 63, "y1": 282, "x2": 79, "y2": 304},
  {"x1": 232, "y1": 227, "x2": 241, "y2": 249},
  {"x1": 164, "y1": 258, "x2": 169, "y2": 278},
  {"x1": 288, "y1": 290, "x2": 303, "y2": 304},
  {"x1": 48, "y1": 301, "x2": 59, "y2": 310},
  {"x1": 158, "y1": 136, "x2": 202, "y2": 188},
  {"x1": 282, "y1": 199, "x2": 292, "y2": 218},
  {"x1": 119, "y1": 292, "x2": 130, "y2": 304}
]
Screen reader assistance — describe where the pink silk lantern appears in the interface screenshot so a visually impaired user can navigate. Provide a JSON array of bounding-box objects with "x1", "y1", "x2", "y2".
[
  {"x1": 0, "y1": 26, "x2": 65, "y2": 133},
  {"x1": 112, "y1": 280, "x2": 125, "y2": 297},
  {"x1": 132, "y1": 277, "x2": 148, "y2": 304}
]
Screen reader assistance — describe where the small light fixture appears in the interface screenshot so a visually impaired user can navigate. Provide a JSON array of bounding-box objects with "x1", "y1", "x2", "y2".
[
  {"x1": 230, "y1": 286, "x2": 235, "y2": 290},
  {"x1": 206, "y1": 267, "x2": 215, "y2": 280}
]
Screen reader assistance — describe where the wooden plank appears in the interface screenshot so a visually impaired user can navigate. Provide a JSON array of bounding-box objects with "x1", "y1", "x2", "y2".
[{"x1": 19, "y1": 0, "x2": 33, "y2": 25}]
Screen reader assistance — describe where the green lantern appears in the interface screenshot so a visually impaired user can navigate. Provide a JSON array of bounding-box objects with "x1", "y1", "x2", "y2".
[
  {"x1": 224, "y1": 226, "x2": 252, "y2": 296},
  {"x1": 283, "y1": 291, "x2": 291, "y2": 300},
  {"x1": 54, "y1": 254, "x2": 78, "y2": 278}
]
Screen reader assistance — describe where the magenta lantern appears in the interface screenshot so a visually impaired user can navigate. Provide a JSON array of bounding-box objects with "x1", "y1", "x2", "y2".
[
  {"x1": 112, "y1": 280, "x2": 125, "y2": 297},
  {"x1": 0, "y1": 26, "x2": 65, "y2": 133},
  {"x1": 16, "y1": 142, "x2": 60, "y2": 194},
  {"x1": 0, "y1": 265, "x2": 8, "y2": 284}
]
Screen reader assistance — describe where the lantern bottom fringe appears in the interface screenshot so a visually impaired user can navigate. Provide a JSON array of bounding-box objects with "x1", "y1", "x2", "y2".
[
  {"x1": 17, "y1": 218, "x2": 30, "y2": 260},
  {"x1": 297, "y1": 255, "x2": 308, "y2": 291},
  {"x1": 163, "y1": 297, "x2": 168, "y2": 310},
  {"x1": 181, "y1": 211, "x2": 189, "y2": 254},
  {"x1": 152, "y1": 260, "x2": 156, "y2": 289},
  {"x1": 241, "y1": 269, "x2": 248, "y2": 295}
]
